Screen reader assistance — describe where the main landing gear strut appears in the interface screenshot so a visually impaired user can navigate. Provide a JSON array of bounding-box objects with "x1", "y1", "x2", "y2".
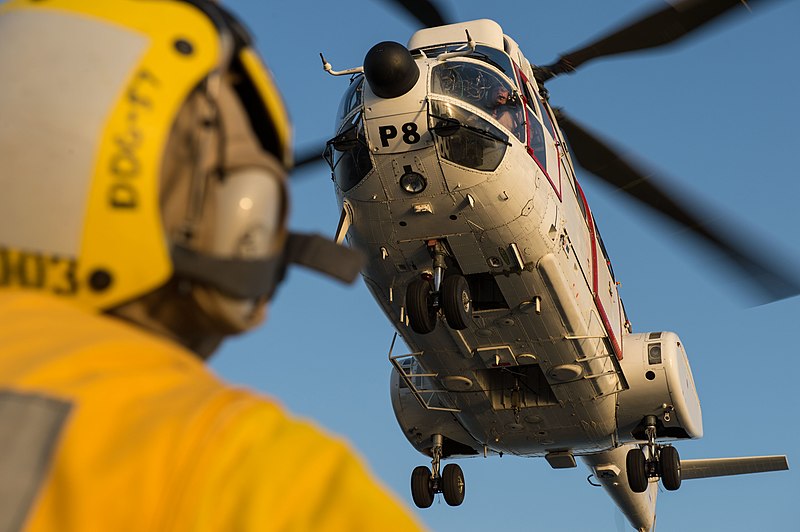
[
  {"x1": 626, "y1": 415, "x2": 681, "y2": 493},
  {"x1": 410, "y1": 434, "x2": 466, "y2": 508},
  {"x1": 406, "y1": 240, "x2": 472, "y2": 335}
]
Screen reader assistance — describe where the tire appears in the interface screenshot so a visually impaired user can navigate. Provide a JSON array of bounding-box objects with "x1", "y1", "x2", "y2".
[
  {"x1": 441, "y1": 274, "x2": 471, "y2": 330},
  {"x1": 407, "y1": 278, "x2": 437, "y2": 334},
  {"x1": 660, "y1": 446, "x2": 681, "y2": 491},
  {"x1": 441, "y1": 463, "x2": 466, "y2": 506},
  {"x1": 411, "y1": 465, "x2": 434, "y2": 508},
  {"x1": 626, "y1": 448, "x2": 648, "y2": 493}
]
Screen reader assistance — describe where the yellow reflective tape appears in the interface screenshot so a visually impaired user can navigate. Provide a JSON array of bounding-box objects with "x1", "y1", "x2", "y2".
[
  {"x1": 81, "y1": 1, "x2": 220, "y2": 310},
  {"x1": 239, "y1": 48, "x2": 293, "y2": 168}
]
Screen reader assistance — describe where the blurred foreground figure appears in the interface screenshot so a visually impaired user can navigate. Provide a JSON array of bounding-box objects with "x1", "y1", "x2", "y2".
[{"x1": 0, "y1": 1, "x2": 424, "y2": 530}]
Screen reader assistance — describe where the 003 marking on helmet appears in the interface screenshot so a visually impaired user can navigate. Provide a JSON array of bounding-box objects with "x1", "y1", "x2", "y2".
[{"x1": 0, "y1": 249, "x2": 79, "y2": 296}]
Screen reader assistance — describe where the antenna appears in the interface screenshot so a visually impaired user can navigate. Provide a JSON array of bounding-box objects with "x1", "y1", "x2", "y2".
[
  {"x1": 438, "y1": 29, "x2": 476, "y2": 61},
  {"x1": 320, "y1": 53, "x2": 364, "y2": 77}
]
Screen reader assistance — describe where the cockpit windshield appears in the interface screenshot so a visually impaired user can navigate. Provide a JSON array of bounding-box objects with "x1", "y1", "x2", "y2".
[
  {"x1": 430, "y1": 62, "x2": 524, "y2": 141},
  {"x1": 416, "y1": 44, "x2": 514, "y2": 77},
  {"x1": 429, "y1": 100, "x2": 509, "y2": 172}
]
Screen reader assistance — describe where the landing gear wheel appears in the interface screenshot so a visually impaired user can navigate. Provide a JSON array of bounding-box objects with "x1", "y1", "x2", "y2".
[
  {"x1": 626, "y1": 448, "x2": 648, "y2": 493},
  {"x1": 441, "y1": 275, "x2": 472, "y2": 330},
  {"x1": 660, "y1": 446, "x2": 681, "y2": 491},
  {"x1": 441, "y1": 463, "x2": 465, "y2": 506},
  {"x1": 406, "y1": 278, "x2": 437, "y2": 334},
  {"x1": 411, "y1": 465, "x2": 434, "y2": 508}
]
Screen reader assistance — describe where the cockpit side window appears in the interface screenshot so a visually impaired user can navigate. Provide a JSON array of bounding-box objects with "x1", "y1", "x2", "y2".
[
  {"x1": 519, "y1": 81, "x2": 537, "y2": 118},
  {"x1": 593, "y1": 214, "x2": 616, "y2": 281},
  {"x1": 430, "y1": 62, "x2": 524, "y2": 141},
  {"x1": 326, "y1": 110, "x2": 373, "y2": 192},
  {"x1": 535, "y1": 98, "x2": 556, "y2": 140},
  {"x1": 517, "y1": 77, "x2": 547, "y2": 167},
  {"x1": 336, "y1": 75, "x2": 364, "y2": 125}
]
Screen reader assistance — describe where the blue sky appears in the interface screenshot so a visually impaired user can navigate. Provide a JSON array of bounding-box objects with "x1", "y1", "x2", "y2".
[{"x1": 213, "y1": 1, "x2": 800, "y2": 530}]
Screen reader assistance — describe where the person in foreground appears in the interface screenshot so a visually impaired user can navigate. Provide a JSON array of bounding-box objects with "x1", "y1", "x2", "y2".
[{"x1": 0, "y1": 0, "x2": 425, "y2": 530}]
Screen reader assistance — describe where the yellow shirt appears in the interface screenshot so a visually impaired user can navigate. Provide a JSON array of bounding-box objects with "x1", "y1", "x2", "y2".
[{"x1": 0, "y1": 293, "x2": 424, "y2": 532}]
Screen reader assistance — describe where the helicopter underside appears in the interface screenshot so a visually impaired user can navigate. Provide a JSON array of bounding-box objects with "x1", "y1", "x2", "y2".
[{"x1": 340, "y1": 138, "x2": 630, "y2": 457}]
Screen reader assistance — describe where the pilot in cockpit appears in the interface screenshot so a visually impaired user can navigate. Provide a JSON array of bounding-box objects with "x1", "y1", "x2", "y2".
[{"x1": 484, "y1": 81, "x2": 522, "y2": 138}]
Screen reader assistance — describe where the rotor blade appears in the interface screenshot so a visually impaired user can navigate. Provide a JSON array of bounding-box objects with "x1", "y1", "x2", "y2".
[
  {"x1": 292, "y1": 143, "x2": 327, "y2": 172},
  {"x1": 537, "y1": 0, "x2": 778, "y2": 81},
  {"x1": 381, "y1": 0, "x2": 450, "y2": 28},
  {"x1": 553, "y1": 108, "x2": 800, "y2": 302}
]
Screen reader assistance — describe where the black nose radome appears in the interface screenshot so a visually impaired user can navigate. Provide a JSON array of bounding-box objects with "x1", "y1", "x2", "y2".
[{"x1": 363, "y1": 41, "x2": 420, "y2": 99}]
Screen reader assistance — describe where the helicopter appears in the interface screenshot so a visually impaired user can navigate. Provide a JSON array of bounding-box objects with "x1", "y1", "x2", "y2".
[{"x1": 279, "y1": 1, "x2": 797, "y2": 530}]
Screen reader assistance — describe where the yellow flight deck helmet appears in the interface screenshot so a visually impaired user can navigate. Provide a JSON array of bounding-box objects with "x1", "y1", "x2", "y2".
[{"x1": 0, "y1": 0, "x2": 362, "y2": 313}]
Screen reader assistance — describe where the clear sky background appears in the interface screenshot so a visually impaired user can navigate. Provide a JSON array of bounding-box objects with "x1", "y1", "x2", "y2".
[{"x1": 214, "y1": 1, "x2": 800, "y2": 530}]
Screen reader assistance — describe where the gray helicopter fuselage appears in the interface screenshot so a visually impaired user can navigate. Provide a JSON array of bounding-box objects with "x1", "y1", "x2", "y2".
[
  {"x1": 325, "y1": 16, "x2": 788, "y2": 532},
  {"x1": 330, "y1": 20, "x2": 701, "y2": 460}
]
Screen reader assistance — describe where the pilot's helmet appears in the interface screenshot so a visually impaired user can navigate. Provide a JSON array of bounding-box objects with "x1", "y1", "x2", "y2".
[
  {"x1": 0, "y1": 0, "x2": 297, "y2": 325},
  {"x1": 483, "y1": 77, "x2": 512, "y2": 107}
]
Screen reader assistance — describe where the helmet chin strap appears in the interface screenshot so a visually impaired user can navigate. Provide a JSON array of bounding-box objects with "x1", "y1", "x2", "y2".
[
  {"x1": 202, "y1": 233, "x2": 364, "y2": 338},
  {"x1": 113, "y1": 235, "x2": 363, "y2": 359},
  {"x1": 170, "y1": 232, "x2": 365, "y2": 301},
  {"x1": 284, "y1": 232, "x2": 365, "y2": 283}
]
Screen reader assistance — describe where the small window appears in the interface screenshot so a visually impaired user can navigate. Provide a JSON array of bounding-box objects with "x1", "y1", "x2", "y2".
[
  {"x1": 336, "y1": 76, "x2": 364, "y2": 125},
  {"x1": 520, "y1": 81, "x2": 538, "y2": 117},
  {"x1": 594, "y1": 216, "x2": 616, "y2": 281},
  {"x1": 575, "y1": 181, "x2": 589, "y2": 222},
  {"x1": 526, "y1": 107, "x2": 547, "y2": 167},
  {"x1": 517, "y1": 77, "x2": 548, "y2": 169},
  {"x1": 536, "y1": 98, "x2": 556, "y2": 140},
  {"x1": 327, "y1": 111, "x2": 372, "y2": 191}
]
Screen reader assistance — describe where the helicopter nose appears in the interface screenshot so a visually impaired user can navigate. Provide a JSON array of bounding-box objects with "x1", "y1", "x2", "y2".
[{"x1": 363, "y1": 41, "x2": 419, "y2": 99}]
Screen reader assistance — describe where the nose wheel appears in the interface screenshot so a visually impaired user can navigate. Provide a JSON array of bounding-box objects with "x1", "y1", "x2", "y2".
[
  {"x1": 407, "y1": 277, "x2": 438, "y2": 334},
  {"x1": 626, "y1": 416, "x2": 682, "y2": 493},
  {"x1": 410, "y1": 435, "x2": 466, "y2": 508},
  {"x1": 405, "y1": 240, "x2": 472, "y2": 334},
  {"x1": 441, "y1": 274, "x2": 472, "y2": 330}
]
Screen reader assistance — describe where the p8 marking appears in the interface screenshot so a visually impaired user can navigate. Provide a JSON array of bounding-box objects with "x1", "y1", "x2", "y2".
[{"x1": 367, "y1": 111, "x2": 432, "y2": 154}]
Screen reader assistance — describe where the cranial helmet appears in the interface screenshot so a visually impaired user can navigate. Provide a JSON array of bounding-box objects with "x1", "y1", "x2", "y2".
[{"x1": 0, "y1": 0, "x2": 361, "y2": 318}]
